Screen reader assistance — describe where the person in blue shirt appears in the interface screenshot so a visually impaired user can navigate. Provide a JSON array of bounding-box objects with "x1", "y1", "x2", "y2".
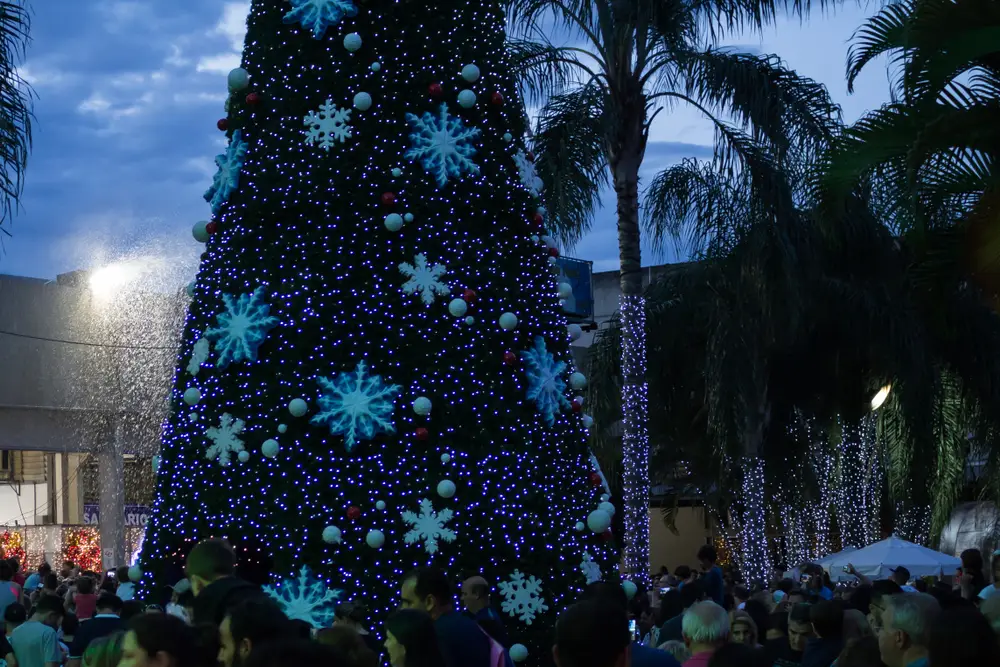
[
  {"x1": 461, "y1": 576, "x2": 509, "y2": 648},
  {"x1": 579, "y1": 582, "x2": 680, "y2": 667},
  {"x1": 23, "y1": 564, "x2": 49, "y2": 596},
  {"x1": 696, "y1": 545, "x2": 725, "y2": 607}
]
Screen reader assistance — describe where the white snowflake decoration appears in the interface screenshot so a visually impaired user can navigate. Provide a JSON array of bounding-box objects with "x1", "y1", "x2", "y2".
[
  {"x1": 186, "y1": 337, "x2": 210, "y2": 376},
  {"x1": 401, "y1": 498, "x2": 456, "y2": 555},
  {"x1": 589, "y1": 452, "x2": 611, "y2": 495},
  {"x1": 580, "y1": 551, "x2": 602, "y2": 584},
  {"x1": 513, "y1": 149, "x2": 544, "y2": 199},
  {"x1": 283, "y1": 0, "x2": 357, "y2": 39},
  {"x1": 304, "y1": 99, "x2": 352, "y2": 150},
  {"x1": 204, "y1": 287, "x2": 280, "y2": 368},
  {"x1": 204, "y1": 130, "x2": 249, "y2": 214},
  {"x1": 498, "y1": 570, "x2": 549, "y2": 625},
  {"x1": 521, "y1": 337, "x2": 571, "y2": 426},
  {"x1": 404, "y1": 103, "x2": 481, "y2": 187},
  {"x1": 312, "y1": 360, "x2": 401, "y2": 451},
  {"x1": 263, "y1": 566, "x2": 343, "y2": 628},
  {"x1": 399, "y1": 254, "x2": 450, "y2": 305},
  {"x1": 204, "y1": 413, "x2": 246, "y2": 466}
]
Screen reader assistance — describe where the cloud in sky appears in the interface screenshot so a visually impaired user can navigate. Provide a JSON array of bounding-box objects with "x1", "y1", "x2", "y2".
[{"x1": 1, "y1": 0, "x2": 888, "y2": 283}]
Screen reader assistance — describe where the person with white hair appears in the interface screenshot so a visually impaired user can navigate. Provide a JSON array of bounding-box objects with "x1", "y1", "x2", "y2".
[
  {"x1": 680, "y1": 600, "x2": 729, "y2": 667},
  {"x1": 876, "y1": 592, "x2": 940, "y2": 667}
]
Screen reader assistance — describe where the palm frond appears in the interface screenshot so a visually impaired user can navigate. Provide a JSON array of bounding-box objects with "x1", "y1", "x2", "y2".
[
  {"x1": 845, "y1": 1, "x2": 913, "y2": 93},
  {"x1": 0, "y1": 0, "x2": 32, "y2": 239},
  {"x1": 505, "y1": 38, "x2": 595, "y2": 106}
]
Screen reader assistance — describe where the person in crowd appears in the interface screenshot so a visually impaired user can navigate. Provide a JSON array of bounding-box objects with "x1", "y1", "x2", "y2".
[
  {"x1": 218, "y1": 597, "x2": 291, "y2": 667},
  {"x1": 958, "y1": 548, "x2": 987, "y2": 601},
  {"x1": 977, "y1": 550, "x2": 1000, "y2": 600},
  {"x1": 460, "y1": 577, "x2": 508, "y2": 647},
  {"x1": 384, "y1": 608, "x2": 447, "y2": 667},
  {"x1": 659, "y1": 582, "x2": 701, "y2": 643},
  {"x1": 119, "y1": 602, "x2": 145, "y2": 623},
  {"x1": 67, "y1": 594, "x2": 123, "y2": 667},
  {"x1": 876, "y1": 592, "x2": 939, "y2": 667},
  {"x1": 80, "y1": 631, "x2": 124, "y2": 667},
  {"x1": 0, "y1": 605, "x2": 13, "y2": 667},
  {"x1": 765, "y1": 611, "x2": 787, "y2": 642},
  {"x1": 732, "y1": 586, "x2": 749, "y2": 611},
  {"x1": 61, "y1": 613, "x2": 79, "y2": 660},
  {"x1": 695, "y1": 546, "x2": 724, "y2": 607},
  {"x1": 680, "y1": 601, "x2": 729, "y2": 667},
  {"x1": 658, "y1": 590, "x2": 683, "y2": 634},
  {"x1": 766, "y1": 602, "x2": 811, "y2": 667},
  {"x1": 243, "y1": 639, "x2": 346, "y2": 667},
  {"x1": 729, "y1": 611, "x2": 757, "y2": 647},
  {"x1": 59, "y1": 562, "x2": 77, "y2": 581},
  {"x1": 333, "y1": 601, "x2": 380, "y2": 655},
  {"x1": 118, "y1": 612, "x2": 211, "y2": 667},
  {"x1": 6, "y1": 602, "x2": 26, "y2": 638},
  {"x1": 71, "y1": 577, "x2": 98, "y2": 621},
  {"x1": 8, "y1": 561, "x2": 23, "y2": 592},
  {"x1": 887, "y1": 568, "x2": 915, "y2": 592},
  {"x1": 185, "y1": 539, "x2": 262, "y2": 627},
  {"x1": 11, "y1": 594, "x2": 64, "y2": 667},
  {"x1": 784, "y1": 589, "x2": 808, "y2": 609},
  {"x1": 848, "y1": 584, "x2": 873, "y2": 617},
  {"x1": 316, "y1": 626, "x2": 379, "y2": 667},
  {"x1": 658, "y1": 640, "x2": 690, "y2": 664},
  {"x1": 980, "y1": 592, "x2": 1000, "y2": 637},
  {"x1": 801, "y1": 599, "x2": 844, "y2": 667},
  {"x1": 113, "y1": 568, "x2": 134, "y2": 603},
  {"x1": 23, "y1": 564, "x2": 49, "y2": 595},
  {"x1": 802, "y1": 565, "x2": 833, "y2": 601},
  {"x1": 579, "y1": 582, "x2": 679, "y2": 667},
  {"x1": 674, "y1": 567, "x2": 694, "y2": 588},
  {"x1": 837, "y1": 636, "x2": 884, "y2": 667},
  {"x1": 552, "y1": 599, "x2": 629, "y2": 667},
  {"x1": 399, "y1": 567, "x2": 491, "y2": 667},
  {"x1": 0, "y1": 562, "x2": 21, "y2": 622},
  {"x1": 843, "y1": 609, "x2": 872, "y2": 642},
  {"x1": 867, "y1": 580, "x2": 902, "y2": 633},
  {"x1": 927, "y1": 606, "x2": 1000, "y2": 667},
  {"x1": 164, "y1": 580, "x2": 190, "y2": 624},
  {"x1": 705, "y1": 643, "x2": 770, "y2": 667},
  {"x1": 741, "y1": 600, "x2": 769, "y2": 639}
]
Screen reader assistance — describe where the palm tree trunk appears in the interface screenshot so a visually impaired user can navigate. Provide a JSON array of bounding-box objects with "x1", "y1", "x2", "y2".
[{"x1": 614, "y1": 162, "x2": 650, "y2": 585}]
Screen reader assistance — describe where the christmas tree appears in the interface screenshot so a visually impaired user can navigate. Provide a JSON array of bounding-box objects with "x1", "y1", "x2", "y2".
[{"x1": 139, "y1": 0, "x2": 618, "y2": 661}]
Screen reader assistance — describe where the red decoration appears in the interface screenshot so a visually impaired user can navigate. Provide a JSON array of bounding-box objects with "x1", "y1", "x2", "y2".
[
  {"x1": 531, "y1": 213, "x2": 544, "y2": 228},
  {"x1": 381, "y1": 192, "x2": 397, "y2": 207},
  {"x1": 217, "y1": 118, "x2": 229, "y2": 132},
  {"x1": 588, "y1": 472, "x2": 602, "y2": 487},
  {"x1": 548, "y1": 247, "x2": 560, "y2": 258},
  {"x1": 503, "y1": 351, "x2": 517, "y2": 366},
  {"x1": 347, "y1": 506, "x2": 361, "y2": 521},
  {"x1": 428, "y1": 82, "x2": 444, "y2": 98},
  {"x1": 490, "y1": 92, "x2": 504, "y2": 105},
  {"x1": 206, "y1": 221, "x2": 218, "y2": 235},
  {"x1": 572, "y1": 400, "x2": 583, "y2": 413},
  {"x1": 527, "y1": 151, "x2": 535, "y2": 162},
  {"x1": 601, "y1": 529, "x2": 614, "y2": 542},
  {"x1": 462, "y1": 288, "x2": 477, "y2": 304},
  {"x1": 246, "y1": 92, "x2": 262, "y2": 105},
  {"x1": 416, "y1": 427, "x2": 429, "y2": 441}
]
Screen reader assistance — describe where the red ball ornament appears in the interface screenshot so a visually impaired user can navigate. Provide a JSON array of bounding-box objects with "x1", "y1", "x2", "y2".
[
  {"x1": 415, "y1": 427, "x2": 429, "y2": 441},
  {"x1": 217, "y1": 118, "x2": 229, "y2": 132},
  {"x1": 601, "y1": 529, "x2": 614, "y2": 542},
  {"x1": 527, "y1": 151, "x2": 535, "y2": 162},
  {"x1": 490, "y1": 92, "x2": 504, "y2": 105},
  {"x1": 531, "y1": 213, "x2": 544, "y2": 228},
  {"x1": 462, "y1": 288, "x2": 477, "y2": 303},
  {"x1": 205, "y1": 221, "x2": 218, "y2": 235},
  {"x1": 572, "y1": 400, "x2": 583, "y2": 413},
  {"x1": 503, "y1": 351, "x2": 517, "y2": 366},
  {"x1": 381, "y1": 192, "x2": 396, "y2": 207},
  {"x1": 548, "y1": 246, "x2": 560, "y2": 258},
  {"x1": 588, "y1": 472, "x2": 602, "y2": 487},
  {"x1": 428, "y1": 82, "x2": 444, "y2": 98},
  {"x1": 246, "y1": 92, "x2": 262, "y2": 106},
  {"x1": 347, "y1": 506, "x2": 361, "y2": 521}
]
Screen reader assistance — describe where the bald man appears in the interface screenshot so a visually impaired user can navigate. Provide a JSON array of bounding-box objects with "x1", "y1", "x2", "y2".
[{"x1": 462, "y1": 576, "x2": 509, "y2": 647}]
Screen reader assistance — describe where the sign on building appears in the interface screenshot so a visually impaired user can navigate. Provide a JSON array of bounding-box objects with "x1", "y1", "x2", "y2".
[
  {"x1": 555, "y1": 257, "x2": 594, "y2": 323},
  {"x1": 83, "y1": 505, "x2": 151, "y2": 527}
]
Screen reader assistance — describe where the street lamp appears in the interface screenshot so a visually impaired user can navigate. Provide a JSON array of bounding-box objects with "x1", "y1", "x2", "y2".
[
  {"x1": 88, "y1": 262, "x2": 144, "y2": 301},
  {"x1": 871, "y1": 385, "x2": 892, "y2": 411}
]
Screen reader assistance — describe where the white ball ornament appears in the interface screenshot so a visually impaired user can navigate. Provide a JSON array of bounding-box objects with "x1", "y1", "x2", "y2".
[
  {"x1": 600, "y1": 493, "x2": 610, "y2": 502},
  {"x1": 183, "y1": 388, "x2": 201, "y2": 405},
  {"x1": 587, "y1": 508, "x2": 612, "y2": 533},
  {"x1": 437, "y1": 480, "x2": 456, "y2": 499},
  {"x1": 288, "y1": 398, "x2": 308, "y2": 417},
  {"x1": 322, "y1": 526, "x2": 343, "y2": 544},
  {"x1": 366, "y1": 530, "x2": 385, "y2": 549},
  {"x1": 582, "y1": 414, "x2": 594, "y2": 429},
  {"x1": 192, "y1": 221, "x2": 210, "y2": 243},
  {"x1": 353, "y1": 92, "x2": 372, "y2": 110},
  {"x1": 403, "y1": 212, "x2": 414, "y2": 223},
  {"x1": 188, "y1": 413, "x2": 198, "y2": 423},
  {"x1": 384, "y1": 214, "x2": 403, "y2": 232},
  {"x1": 238, "y1": 451, "x2": 250, "y2": 463},
  {"x1": 448, "y1": 299, "x2": 468, "y2": 317},
  {"x1": 499, "y1": 312, "x2": 518, "y2": 330},
  {"x1": 371, "y1": 61, "x2": 381, "y2": 72},
  {"x1": 502, "y1": 132, "x2": 513, "y2": 143},
  {"x1": 127, "y1": 565, "x2": 143, "y2": 583},
  {"x1": 622, "y1": 580, "x2": 638, "y2": 600},
  {"x1": 261, "y1": 439, "x2": 280, "y2": 458},
  {"x1": 375, "y1": 500, "x2": 386, "y2": 510},
  {"x1": 391, "y1": 167, "x2": 402, "y2": 177},
  {"x1": 227, "y1": 67, "x2": 250, "y2": 91},
  {"x1": 464, "y1": 316, "x2": 475, "y2": 325},
  {"x1": 575, "y1": 521, "x2": 585, "y2": 532},
  {"x1": 413, "y1": 396, "x2": 432, "y2": 416},
  {"x1": 151, "y1": 456, "x2": 160, "y2": 473},
  {"x1": 567, "y1": 324, "x2": 583, "y2": 341},
  {"x1": 530, "y1": 235, "x2": 540, "y2": 243},
  {"x1": 574, "y1": 396, "x2": 585, "y2": 406},
  {"x1": 278, "y1": 424, "x2": 288, "y2": 434},
  {"x1": 343, "y1": 33, "x2": 363, "y2": 52},
  {"x1": 569, "y1": 372, "x2": 588, "y2": 390},
  {"x1": 461, "y1": 64, "x2": 481, "y2": 82},
  {"x1": 558, "y1": 282, "x2": 573, "y2": 299},
  {"x1": 441, "y1": 453, "x2": 451, "y2": 463},
  {"x1": 510, "y1": 644, "x2": 529, "y2": 663},
  {"x1": 457, "y1": 89, "x2": 477, "y2": 108},
  {"x1": 599, "y1": 501, "x2": 616, "y2": 516},
  {"x1": 548, "y1": 256, "x2": 558, "y2": 265},
  {"x1": 537, "y1": 206, "x2": 548, "y2": 216}
]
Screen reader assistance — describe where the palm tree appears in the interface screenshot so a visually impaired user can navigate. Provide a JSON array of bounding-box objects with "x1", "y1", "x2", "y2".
[
  {"x1": 507, "y1": 0, "x2": 842, "y2": 582},
  {"x1": 0, "y1": 0, "x2": 32, "y2": 242}
]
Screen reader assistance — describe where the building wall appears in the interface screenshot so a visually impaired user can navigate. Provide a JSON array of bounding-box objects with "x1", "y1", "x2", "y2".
[{"x1": 649, "y1": 507, "x2": 712, "y2": 572}]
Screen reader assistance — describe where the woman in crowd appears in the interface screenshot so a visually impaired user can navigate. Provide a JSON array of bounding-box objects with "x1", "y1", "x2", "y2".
[
  {"x1": 332, "y1": 601, "x2": 380, "y2": 655},
  {"x1": 316, "y1": 626, "x2": 378, "y2": 667},
  {"x1": 383, "y1": 609, "x2": 446, "y2": 667},
  {"x1": 729, "y1": 610, "x2": 759, "y2": 647}
]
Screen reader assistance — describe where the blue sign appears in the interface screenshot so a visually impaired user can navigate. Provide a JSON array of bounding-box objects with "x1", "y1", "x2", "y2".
[
  {"x1": 555, "y1": 257, "x2": 594, "y2": 321},
  {"x1": 83, "y1": 504, "x2": 151, "y2": 527}
]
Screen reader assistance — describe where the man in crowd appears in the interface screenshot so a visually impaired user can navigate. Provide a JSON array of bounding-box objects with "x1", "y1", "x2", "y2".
[
  {"x1": 461, "y1": 576, "x2": 509, "y2": 647},
  {"x1": 552, "y1": 599, "x2": 630, "y2": 667},
  {"x1": 868, "y1": 579, "x2": 903, "y2": 632},
  {"x1": 400, "y1": 567, "x2": 492, "y2": 667},
  {"x1": 218, "y1": 597, "x2": 290, "y2": 667},
  {"x1": 11, "y1": 595, "x2": 64, "y2": 667},
  {"x1": 67, "y1": 593, "x2": 123, "y2": 667},
  {"x1": 766, "y1": 602, "x2": 812, "y2": 667},
  {"x1": 889, "y1": 567, "x2": 917, "y2": 592},
  {"x1": 877, "y1": 592, "x2": 940, "y2": 667},
  {"x1": 680, "y1": 600, "x2": 729, "y2": 667},
  {"x1": 801, "y1": 599, "x2": 844, "y2": 667},
  {"x1": 580, "y1": 582, "x2": 678, "y2": 667},
  {"x1": 186, "y1": 538, "x2": 263, "y2": 626},
  {"x1": 24, "y1": 563, "x2": 49, "y2": 594},
  {"x1": 695, "y1": 546, "x2": 724, "y2": 606},
  {"x1": 659, "y1": 581, "x2": 702, "y2": 643}
]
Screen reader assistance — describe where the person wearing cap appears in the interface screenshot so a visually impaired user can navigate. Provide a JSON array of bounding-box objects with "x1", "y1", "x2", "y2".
[
  {"x1": 890, "y1": 567, "x2": 917, "y2": 592},
  {"x1": 66, "y1": 593, "x2": 123, "y2": 667}
]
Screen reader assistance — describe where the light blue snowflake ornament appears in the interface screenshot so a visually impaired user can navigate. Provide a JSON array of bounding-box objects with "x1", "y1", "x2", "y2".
[
  {"x1": 204, "y1": 130, "x2": 249, "y2": 214},
  {"x1": 522, "y1": 337, "x2": 572, "y2": 426},
  {"x1": 404, "y1": 104, "x2": 481, "y2": 187},
  {"x1": 204, "y1": 287, "x2": 280, "y2": 367},
  {"x1": 283, "y1": 0, "x2": 358, "y2": 40},
  {"x1": 312, "y1": 361, "x2": 401, "y2": 451},
  {"x1": 263, "y1": 566, "x2": 343, "y2": 628}
]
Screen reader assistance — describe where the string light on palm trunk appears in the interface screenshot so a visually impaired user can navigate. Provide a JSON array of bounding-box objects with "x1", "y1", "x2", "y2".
[{"x1": 620, "y1": 294, "x2": 650, "y2": 584}]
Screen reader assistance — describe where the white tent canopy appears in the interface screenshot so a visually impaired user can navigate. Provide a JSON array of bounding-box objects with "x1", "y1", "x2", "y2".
[{"x1": 821, "y1": 536, "x2": 960, "y2": 581}]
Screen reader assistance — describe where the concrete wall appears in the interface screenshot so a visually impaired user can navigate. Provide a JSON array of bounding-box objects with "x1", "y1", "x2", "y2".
[{"x1": 649, "y1": 507, "x2": 712, "y2": 572}]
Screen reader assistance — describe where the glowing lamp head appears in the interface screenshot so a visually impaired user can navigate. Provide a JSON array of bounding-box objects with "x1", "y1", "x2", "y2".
[{"x1": 871, "y1": 385, "x2": 892, "y2": 411}]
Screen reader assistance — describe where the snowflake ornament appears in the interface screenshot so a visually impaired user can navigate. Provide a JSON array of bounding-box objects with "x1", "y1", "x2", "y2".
[
  {"x1": 263, "y1": 566, "x2": 343, "y2": 628},
  {"x1": 283, "y1": 0, "x2": 357, "y2": 39},
  {"x1": 204, "y1": 413, "x2": 246, "y2": 466},
  {"x1": 401, "y1": 498, "x2": 456, "y2": 555},
  {"x1": 204, "y1": 130, "x2": 249, "y2": 214},
  {"x1": 304, "y1": 99, "x2": 352, "y2": 150},
  {"x1": 399, "y1": 254, "x2": 450, "y2": 305},
  {"x1": 522, "y1": 337, "x2": 572, "y2": 426},
  {"x1": 186, "y1": 337, "x2": 210, "y2": 376},
  {"x1": 498, "y1": 570, "x2": 549, "y2": 625},
  {"x1": 513, "y1": 149, "x2": 544, "y2": 199},
  {"x1": 312, "y1": 361, "x2": 401, "y2": 451},
  {"x1": 404, "y1": 104, "x2": 481, "y2": 187},
  {"x1": 580, "y1": 551, "x2": 602, "y2": 584},
  {"x1": 204, "y1": 287, "x2": 280, "y2": 367}
]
